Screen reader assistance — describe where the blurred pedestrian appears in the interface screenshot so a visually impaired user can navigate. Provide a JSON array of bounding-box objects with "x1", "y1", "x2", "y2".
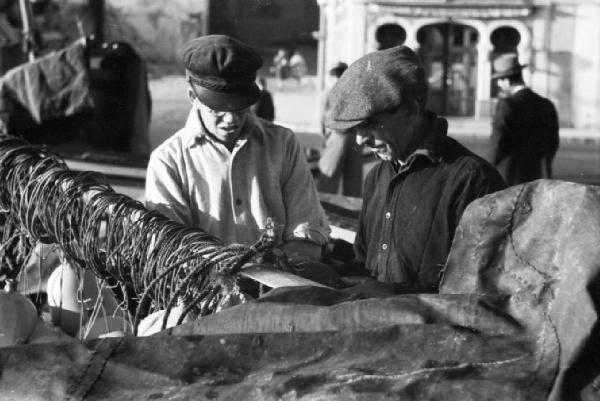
[
  {"x1": 289, "y1": 49, "x2": 307, "y2": 87},
  {"x1": 489, "y1": 53, "x2": 559, "y2": 186},
  {"x1": 318, "y1": 62, "x2": 363, "y2": 197},
  {"x1": 252, "y1": 77, "x2": 275, "y2": 122},
  {"x1": 272, "y1": 48, "x2": 289, "y2": 90}
]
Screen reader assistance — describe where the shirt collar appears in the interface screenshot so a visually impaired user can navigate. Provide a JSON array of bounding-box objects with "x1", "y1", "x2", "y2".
[
  {"x1": 396, "y1": 148, "x2": 441, "y2": 174},
  {"x1": 181, "y1": 108, "x2": 266, "y2": 148},
  {"x1": 510, "y1": 85, "x2": 527, "y2": 95},
  {"x1": 394, "y1": 112, "x2": 446, "y2": 173}
]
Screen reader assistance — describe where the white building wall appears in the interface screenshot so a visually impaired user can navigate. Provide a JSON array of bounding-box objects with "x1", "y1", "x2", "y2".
[
  {"x1": 319, "y1": 0, "x2": 600, "y2": 129},
  {"x1": 346, "y1": 0, "x2": 368, "y2": 64},
  {"x1": 571, "y1": 3, "x2": 600, "y2": 128}
]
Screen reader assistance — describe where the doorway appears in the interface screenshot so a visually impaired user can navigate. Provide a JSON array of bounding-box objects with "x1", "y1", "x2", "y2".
[
  {"x1": 490, "y1": 26, "x2": 521, "y2": 98},
  {"x1": 416, "y1": 22, "x2": 479, "y2": 116}
]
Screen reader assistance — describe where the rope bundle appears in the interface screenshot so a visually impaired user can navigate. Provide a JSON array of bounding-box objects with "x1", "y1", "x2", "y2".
[{"x1": 0, "y1": 136, "x2": 277, "y2": 334}]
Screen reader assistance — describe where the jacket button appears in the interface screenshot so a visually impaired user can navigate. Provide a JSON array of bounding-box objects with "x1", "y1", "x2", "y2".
[
  {"x1": 235, "y1": 198, "x2": 242, "y2": 206},
  {"x1": 385, "y1": 212, "x2": 391, "y2": 219},
  {"x1": 381, "y1": 243, "x2": 388, "y2": 250}
]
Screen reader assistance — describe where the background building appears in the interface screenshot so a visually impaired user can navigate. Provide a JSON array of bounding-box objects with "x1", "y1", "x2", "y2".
[
  {"x1": 317, "y1": 0, "x2": 600, "y2": 129},
  {"x1": 209, "y1": 0, "x2": 319, "y2": 76},
  {"x1": 1, "y1": 0, "x2": 598, "y2": 131},
  {"x1": 0, "y1": 0, "x2": 209, "y2": 74}
]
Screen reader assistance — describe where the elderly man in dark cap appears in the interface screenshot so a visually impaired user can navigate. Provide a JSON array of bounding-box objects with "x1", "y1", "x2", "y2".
[
  {"x1": 489, "y1": 53, "x2": 560, "y2": 186},
  {"x1": 145, "y1": 35, "x2": 330, "y2": 262},
  {"x1": 325, "y1": 45, "x2": 506, "y2": 293}
]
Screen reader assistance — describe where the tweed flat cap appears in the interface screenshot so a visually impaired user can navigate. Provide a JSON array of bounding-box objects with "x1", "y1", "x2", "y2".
[
  {"x1": 325, "y1": 45, "x2": 427, "y2": 131},
  {"x1": 181, "y1": 35, "x2": 263, "y2": 111}
]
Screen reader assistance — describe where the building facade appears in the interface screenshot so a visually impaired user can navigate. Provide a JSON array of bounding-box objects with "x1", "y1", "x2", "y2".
[
  {"x1": 317, "y1": 0, "x2": 600, "y2": 129},
  {"x1": 0, "y1": 0, "x2": 209, "y2": 69}
]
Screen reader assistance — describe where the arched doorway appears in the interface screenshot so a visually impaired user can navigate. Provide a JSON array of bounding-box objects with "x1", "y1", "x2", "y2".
[
  {"x1": 490, "y1": 26, "x2": 521, "y2": 98},
  {"x1": 416, "y1": 23, "x2": 479, "y2": 116},
  {"x1": 375, "y1": 23, "x2": 406, "y2": 50}
]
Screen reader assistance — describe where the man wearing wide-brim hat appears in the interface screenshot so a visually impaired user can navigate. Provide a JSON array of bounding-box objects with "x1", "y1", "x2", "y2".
[
  {"x1": 145, "y1": 35, "x2": 330, "y2": 263},
  {"x1": 489, "y1": 53, "x2": 560, "y2": 186},
  {"x1": 324, "y1": 45, "x2": 506, "y2": 293}
]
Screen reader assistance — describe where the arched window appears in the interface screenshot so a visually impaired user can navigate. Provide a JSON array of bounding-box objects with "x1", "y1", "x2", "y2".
[
  {"x1": 416, "y1": 23, "x2": 479, "y2": 116},
  {"x1": 490, "y1": 26, "x2": 521, "y2": 97},
  {"x1": 375, "y1": 23, "x2": 406, "y2": 50}
]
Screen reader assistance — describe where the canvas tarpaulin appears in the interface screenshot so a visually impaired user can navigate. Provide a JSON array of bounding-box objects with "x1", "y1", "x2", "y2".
[
  {"x1": 0, "y1": 41, "x2": 93, "y2": 139},
  {"x1": 0, "y1": 179, "x2": 598, "y2": 400}
]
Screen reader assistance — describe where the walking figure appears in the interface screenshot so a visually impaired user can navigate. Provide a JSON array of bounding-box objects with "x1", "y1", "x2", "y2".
[
  {"x1": 489, "y1": 53, "x2": 559, "y2": 186},
  {"x1": 317, "y1": 62, "x2": 363, "y2": 197},
  {"x1": 272, "y1": 49, "x2": 290, "y2": 90},
  {"x1": 289, "y1": 50, "x2": 307, "y2": 88}
]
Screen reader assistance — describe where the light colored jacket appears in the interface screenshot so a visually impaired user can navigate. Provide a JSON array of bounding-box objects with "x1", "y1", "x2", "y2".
[{"x1": 145, "y1": 109, "x2": 330, "y2": 246}]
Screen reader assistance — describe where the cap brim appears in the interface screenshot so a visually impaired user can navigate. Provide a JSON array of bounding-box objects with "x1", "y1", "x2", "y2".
[
  {"x1": 194, "y1": 83, "x2": 260, "y2": 112},
  {"x1": 491, "y1": 64, "x2": 527, "y2": 79},
  {"x1": 325, "y1": 118, "x2": 364, "y2": 132}
]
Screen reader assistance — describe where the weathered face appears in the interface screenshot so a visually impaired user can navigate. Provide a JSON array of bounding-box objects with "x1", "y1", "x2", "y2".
[
  {"x1": 355, "y1": 104, "x2": 420, "y2": 162},
  {"x1": 188, "y1": 87, "x2": 250, "y2": 144}
]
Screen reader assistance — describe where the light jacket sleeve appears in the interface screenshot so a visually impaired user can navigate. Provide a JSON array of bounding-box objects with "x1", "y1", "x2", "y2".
[
  {"x1": 144, "y1": 152, "x2": 192, "y2": 226},
  {"x1": 280, "y1": 132, "x2": 330, "y2": 245}
]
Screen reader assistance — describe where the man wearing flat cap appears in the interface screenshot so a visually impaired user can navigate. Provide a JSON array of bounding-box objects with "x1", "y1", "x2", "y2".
[
  {"x1": 145, "y1": 35, "x2": 330, "y2": 262},
  {"x1": 489, "y1": 53, "x2": 560, "y2": 186},
  {"x1": 325, "y1": 45, "x2": 506, "y2": 293}
]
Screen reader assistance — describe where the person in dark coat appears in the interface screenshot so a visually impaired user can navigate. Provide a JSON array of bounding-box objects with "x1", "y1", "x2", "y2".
[
  {"x1": 317, "y1": 62, "x2": 363, "y2": 197},
  {"x1": 324, "y1": 45, "x2": 506, "y2": 294},
  {"x1": 489, "y1": 53, "x2": 560, "y2": 186},
  {"x1": 251, "y1": 77, "x2": 275, "y2": 122}
]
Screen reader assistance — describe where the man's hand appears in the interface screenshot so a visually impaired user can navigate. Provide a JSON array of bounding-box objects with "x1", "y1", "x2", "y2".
[{"x1": 281, "y1": 240, "x2": 322, "y2": 264}]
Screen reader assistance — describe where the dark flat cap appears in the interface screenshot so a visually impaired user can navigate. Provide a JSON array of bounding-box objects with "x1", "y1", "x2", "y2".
[
  {"x1": 181, "y1": 35, "x2": 263, "y2": 111},
  {"x1": 328, "y1": 61, "x2": 348, "y2": 78},
  {"x1": 325, "y1": 45, "x2": 427, "y2": 131}
]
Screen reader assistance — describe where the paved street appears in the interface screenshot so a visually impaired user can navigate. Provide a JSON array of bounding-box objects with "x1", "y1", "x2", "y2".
[{"x1": 149, "y1": 75, "x2": 600, "y2": 187}]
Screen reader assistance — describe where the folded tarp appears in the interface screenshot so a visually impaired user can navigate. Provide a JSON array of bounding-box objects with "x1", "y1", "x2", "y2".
[
  {"x1": 0, "y1": 41, "x2": 93, "y2": 133},
  {"x1": 0, "y1": 180, "x2": 598, "y2": 400},
  {"x1": 0, "y1": 323, "x2": 552, "y2": 401}
]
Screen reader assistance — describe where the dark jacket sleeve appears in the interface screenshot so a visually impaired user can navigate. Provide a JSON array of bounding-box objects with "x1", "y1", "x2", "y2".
[
  {"x1": 489, "y1": 98, "x2": 512, "y2": 167},
  {"x1": 544, "y1": 98, "x2": 560, "y2": 160},
  {"x1": 263, "y1": 92, "x2": 275, "y2": 122},
  {"x1": 450, "y1": 162, "x2": 507, "y2": 229}
]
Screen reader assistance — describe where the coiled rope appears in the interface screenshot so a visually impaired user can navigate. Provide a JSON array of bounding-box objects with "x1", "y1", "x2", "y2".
[{"x1": 0, "y1": 135, "x2": 277, "y2": 334}]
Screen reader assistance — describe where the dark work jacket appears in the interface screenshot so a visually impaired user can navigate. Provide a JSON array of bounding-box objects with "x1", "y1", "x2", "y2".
[
  {"x1": 489, "y1": 87, "x2": 559, "y2": 186},
  {"x1": 252, "y1": 89, "x2": 275, "y2": 122},
  {"x1": 354, "y1": 121, "x2": 506, "y2": 292}
]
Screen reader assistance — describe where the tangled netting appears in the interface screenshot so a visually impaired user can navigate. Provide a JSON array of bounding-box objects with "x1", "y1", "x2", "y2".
[{"x1": 0, "y1": 136, "x2": 277, "y2": 334}]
